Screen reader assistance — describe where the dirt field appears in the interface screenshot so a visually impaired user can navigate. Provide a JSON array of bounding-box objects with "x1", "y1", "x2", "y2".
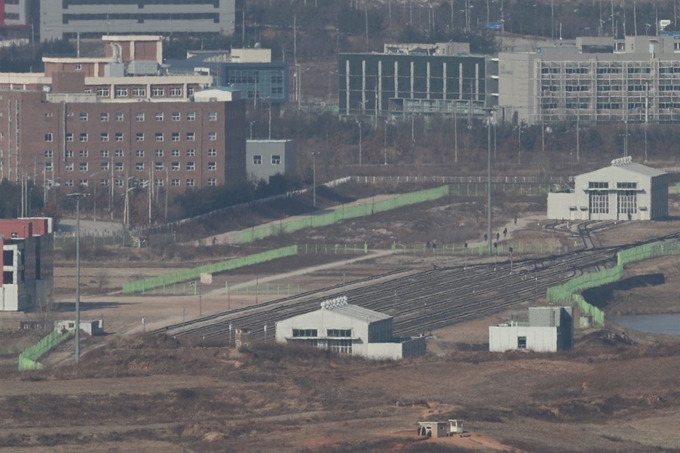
[{"x1": 3, "y1": 184, "x2": 680, "y2": 452}]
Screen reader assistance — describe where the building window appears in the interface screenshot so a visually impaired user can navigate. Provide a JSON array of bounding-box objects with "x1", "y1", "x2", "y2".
[
  {"x1": 152, "y1": 87, "x2": 164, "y2": 97},
  {"x1": 101, "y1": 179, "x2": 109, "y2": 186},
  {"x1": 66, "y1": 133, "x2": 74, "y2": 142},
  {"x1": 44, "y1": 150, "x2": 53, "y2": 158},
  {"x1": 172, "y1": 112, "x2": 181, "y2": 121},
  {"x1": 96, "y1": 88, "x2": 110, "y2": 97},
  {"x1": 115, "y1": 133, "x2": 124, "y2": 142},
  {"x1": 588, "y1": 182, "x2": 609, "y2": 189},
  {"x1": 327, "y1": 329, "x2": 352, "y2": 338},
  {"x1": 171, "y1": 149, "x2": 180, "y2": 157},
  {"x1": 136, "y1": 133, "x2": 144, "y2": 142},
  {"x1": 115, "y1": 179, "x2": 124, "y2": 187},
  {"x1": 65, "y1": 162, "x2": 74, "y2": 172},
  {"x1": 115, "y1": 162, "x2": 124, "y2": 171},
  {"x1": 589, "y1": 191, "x2": 609, "y2": 214},
  {"x1": 79, "y1": 162, "x2": 88, "y2": 173},
  {"x1": 186, "y1": 178, "x2": 195, "y2": 187},
  {"x1": 84, "y1": 89, "x2": 92, "y2": 94},
  {"x1": 172, "y1": 179, "x2": 180, "y2": 186},
  {"x1": 101, "y1": 132, "x2": 109, "y2": 142},
  {"x1": 155, "y1": 133, "x2": 164, "y2": 142},
  {"x1": 186, "y1": 132, "x2": 195, "y2": 141},
  {"x1": 114, "y1": 149, "x2": 124, "y2": 157},
  {"x1": 101, "y1": 150, "x2": 109, "y2": 158},
  {"x1": 170, "y1": 87, "x2": 182, "y2": 97},
  {"x1": 45, "y1": 133, "x2": 53, "y2": 142},
  {"x1": 135, "y1": 150, "x2": 143, "y2": 157},
  {"x1": 75, "y1": 64, "x2": 82, "y2": 71},
  {"x1": 132, "y1": 88, "x2": 146, "y2": 97},
  {"x1": 101, "y1": 162, "x2": 109, "y2": 171},
  {"x1": 208, "y1": 162, "x2": 216, "y2": 171},
  {"x1": 253, "y1": 155, "x2": 262, "y2": 165},
  {"x1": 136, "y1": 162, "x2": 144, "y2": 171},
  {"x1": 45, "y1": 113, "x2": 53, "y2": 118},
  {"x1": 115, "y1": 113, "x2": 124, "y2": 122},
  {"x1": 208, "y1": 148, "x2": 217, "y2": 157},
  {"x1": 64, "y1": 179, "x2": 74, "y2": 187},
  {"x1": 208, "y1": 178, "x2": 217, "y2": 186},
  {"x1": 172, "y1": 162, "x2": 180, "y2": 171},
  {"x1": 188, "y1": 87, "x2": 195, "y2": 96},
  {"x1": 155, "y1": 178, "x2": 164, "y2": 186},
  {"x1": 79, "y1": 133, "x2": 88, "y2": 142},
  {"x1": 292, "y1": 329, "x2": 318, "y2": 337},
  {"x1": 187, "y1": 162, "x2": 195, "y2": 171},
  {"x1": 115, "y1": 88, "x2": 128, "y2": 97},
  {"x1": 153, "y1": 149, "x2": 163, "y2": 157},
  {"x1": 186, "y1": 149, "x2": 195, "y2": 157},
  {"x1": 136, "y1": 112, "x2": 144, "y2": 122},
  {"x1": 208, "y1": 132, "x2": 217, "y2": 141},
  {"x1": 65, "y1": 150, "x2": 74, "y2": 158},
  {"x1": 45, "y1": 162, "x2": 53, "y2": 171},
  {"x1": 187, "y1": 112, "x2": 196, "y2": 121},
  {"x1": 172, "y1": 132, "x2": 180, "y2": 142},
  {"x1": 79, "y1": 149, "x2": 88, "y2": 157},
  {"x1": 80, "y1": 112, "x2": 88, "y2": 121},
  {"x1": 155, "y1": 112, "x2": 164, "y2": 121},
  {"x1": 208, "y1": 112, "x2": 217, "y2": 121},
  {"x1": 272, "y1": 155, "x2": 281, "y2": 165},
  {"x1": 79, "y1": 179, "x2": 88, "y2": 187},
  {"x1": 518, "y1": 336, "x2": 527, "y2": 349},
  {"x1": 155, "y1": 162, "x2": 164, "y2": 171},
  {"x1": 617, "y1": 182, "x2": 637, "y2": 189}
]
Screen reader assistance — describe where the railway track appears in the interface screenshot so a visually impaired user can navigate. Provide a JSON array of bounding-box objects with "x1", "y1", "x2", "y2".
[{"x1": 161, "y1": 225, "x2": 680, "y2": 343}]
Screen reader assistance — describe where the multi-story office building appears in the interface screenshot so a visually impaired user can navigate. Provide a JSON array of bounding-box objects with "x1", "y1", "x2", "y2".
[
  {"x1": 0, "y1": 35, "x2": 246, "y2": 193},
  {"x1": 499, "y1": 36, "x2": 680, "y2": 125},
  {"x1": 339, "y1": 42, "x2": 497, "y2": 120},
  {"x1": 1, "y1": 0, "x2": 28, "y2": 26},
  {"x1": 167, "y1": 48, "x2": 289, "y2": 107},
  {"x1": 40, "y1": 0, "x2": 237, "y2": 42}
]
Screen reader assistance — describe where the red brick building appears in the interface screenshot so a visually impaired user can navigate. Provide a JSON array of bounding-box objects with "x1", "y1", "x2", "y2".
[{"x1": 0, "y1": 35, "x2": 246, "y2": 194}]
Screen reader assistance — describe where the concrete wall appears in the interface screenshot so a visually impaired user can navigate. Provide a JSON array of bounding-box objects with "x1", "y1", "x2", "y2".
[
  {"x1": 547, "y1": 192, "x2": 578, "y2": 220},
  {"x1": 489, "y1": 325, "x2": 559, "y2": 352},
  {"x1": 246, "y1": 140, "x2": 296, "y2": 182},
  {"x1": 365, "y1": 336, "x2": 426, "y2": 360}
]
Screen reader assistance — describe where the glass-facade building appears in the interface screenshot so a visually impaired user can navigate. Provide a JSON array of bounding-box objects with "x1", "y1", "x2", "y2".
[{"x1": 339, "y1": 52, "x2": 496, "y2": 118}]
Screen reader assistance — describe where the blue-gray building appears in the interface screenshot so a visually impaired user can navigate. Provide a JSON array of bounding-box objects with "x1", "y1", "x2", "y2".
[{"x1": 167, "y1": 49, "x2": 289, "y2": 106}]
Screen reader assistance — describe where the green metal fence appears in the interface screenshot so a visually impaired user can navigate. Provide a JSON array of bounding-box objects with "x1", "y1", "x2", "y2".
[
  {"x1": 122, "y1": 245, "x2": 298, "y2": 294},
  {"x1": 18, "y1": 330, "x2": 74, "y2": 371},
  {"x1": 546, "y1": 240, "x2": 680, "y2": 327},
  {"x1": 229, "y1": 283, "x2": 302, "y2": 296},
  {"x1": 54, "y1": 234, "x2": 134, "y2": 249},
  {"x1": 238, "y1": 185, "x2": 450, "y2": 244}
]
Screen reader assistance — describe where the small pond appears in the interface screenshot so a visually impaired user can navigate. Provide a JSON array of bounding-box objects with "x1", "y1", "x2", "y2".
[{"x1": 608, "y1": 314, "x2": 680, "y2": 336}]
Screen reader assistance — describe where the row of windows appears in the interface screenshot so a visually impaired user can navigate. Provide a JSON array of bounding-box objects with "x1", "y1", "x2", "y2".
[
  {"x1": 45, "y1": 148, "x2": 217, "y2": 158},
  {"x1": 617, "y1": 182, "x2": 637, "y2": 189},
  {"x1": 53, "y1": 161, "x2": 217, "y2": 172},
  {"x1": 327, "y1": 329, "x2": 352, "y2": 338},
  {"x1": 292, "y1": 329, "x2": 318, "y2": 337},
  {"x1": 56, "y1": 178, "x2": 217, "y2": 188},
  {"x1": 253, "y1": 155, "x2": 281, "y2": 165},
  {"x1": 589, "y1": 182, "x2": 609, "y2": 189},
  {"x1": 46, "y1": 132, "x2": 217, "y2": 142},
  {"x1": 51, "y1": 111, "x2": 217, "y2": 122},
  {"x1": 590, "y1": 191, "x2": 610, "y2": 214}
]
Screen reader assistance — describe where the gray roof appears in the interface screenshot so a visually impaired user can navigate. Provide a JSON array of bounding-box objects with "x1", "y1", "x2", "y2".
[
  {"x1": 327, "y1": 304, "x2": 392, "y2": 323},
  {"x1": 617, "y1": 162, "x2": 666, "y2": 177}
]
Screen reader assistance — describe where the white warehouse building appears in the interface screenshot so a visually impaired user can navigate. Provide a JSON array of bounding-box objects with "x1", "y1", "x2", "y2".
[
  {"x1": 548, "y1": 157, "x2": 668, "y2": 221},
  {"x1": 489, "y1": 307, "x2": 574, "y2": 353},
  {"x1": 275, "y1": 297, "x2": 426, "y2": 360}
]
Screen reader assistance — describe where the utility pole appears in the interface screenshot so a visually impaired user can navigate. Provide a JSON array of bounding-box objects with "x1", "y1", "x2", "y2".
[
  {"x1": 454, "y1": 104, "x2": 458, "y2": 163},
  {"x1": 311, "y1": 152, "x2": 318, "y2": 207},
  {"x1": 486, "y1": 110, "x2": 493, "y2": 256},
  {"x1": 67, "y1": 192, "x2": 88, "y2": 365},
  {"x1": 576, "y1": 113, "x2": 580, "y2": 163},
  {"x1": 356, "y1": 120, "x2": 362, "y2": 166}
]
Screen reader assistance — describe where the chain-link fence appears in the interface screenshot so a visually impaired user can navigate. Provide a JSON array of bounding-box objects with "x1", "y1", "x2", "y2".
[{"x1": 18, "y1": 330, "x2": 74, "y2": 371}]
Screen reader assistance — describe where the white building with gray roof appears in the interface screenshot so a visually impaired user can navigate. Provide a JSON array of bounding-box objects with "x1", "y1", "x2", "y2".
[
  {"x1": 548, "y1": 156, "x2": 668, "y2": 221},
  {"x1": 275, "y1": 297, "x2": 426, "y2": 360}
]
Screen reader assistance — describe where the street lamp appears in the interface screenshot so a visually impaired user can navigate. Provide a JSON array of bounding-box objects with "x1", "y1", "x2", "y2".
[
  {"x1": 67, "y1": 192, "x2": 88, "y2": 365},
  {"x1": 311, "y1": 152, "x2": 319, "y2": 207},
  {"x1": 486, "y1": 109, "x2": 495, "y2": 256},
  {"x1": 383, "y1": 119, "x2": 389, "y2": 165},
  {"x1": 355, "y1": 119, "x2": 363, "y2": 166}
]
